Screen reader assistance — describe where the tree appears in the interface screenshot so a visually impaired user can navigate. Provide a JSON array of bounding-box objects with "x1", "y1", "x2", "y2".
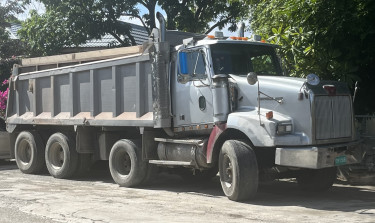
[
  {"x1": 20, "y1": 0, "x2": 140, "y2": 56},
  {"x1": 159, "y1": 0, "x2": 249, "y2": 34},
  {"x1": 19, "y1": 0, "x2": 251, "y2": 56},
  {"x1": 249, "y1": 0, "x2": 375, "y2": 114},
  {"x1": 0, "y1": 0, "x2": 26, "y2": 117},
  {"x1": 0, "y1": 0, "x2": 25, "y2": 58}
]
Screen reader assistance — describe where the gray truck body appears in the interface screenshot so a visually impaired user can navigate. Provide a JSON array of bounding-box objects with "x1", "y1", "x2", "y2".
[
  {"x1": 7, "y1": 37, "x2": 362, "y2": 166},
  {"x1": 3, "y1": 20, "x2": 365, "y2": 200},
  {"x1": 7, "y1": 53, "x2": 154, "y2": 128}
]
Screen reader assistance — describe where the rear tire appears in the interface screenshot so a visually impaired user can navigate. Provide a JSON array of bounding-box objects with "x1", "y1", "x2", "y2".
[
  {"x1": 45, "y1": 133, "x2": 79, "y2": 179},
  {"x1": 219, "y1": 140, "x2": 258, "y2": 201},
  {"x1": 296, "y1": 167, "x2": 337, "y2": 191},
  {"x1": 109, "y1": 139, "x2": 148, "y2": 187},
  {"x1": 15, "y1": 131, "x2": 45, "y2": 174}
]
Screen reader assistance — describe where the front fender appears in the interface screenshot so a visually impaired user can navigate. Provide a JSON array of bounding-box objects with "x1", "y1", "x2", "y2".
[{"x1": 227, "y1": 110, "x2": 303, "y2": 147}]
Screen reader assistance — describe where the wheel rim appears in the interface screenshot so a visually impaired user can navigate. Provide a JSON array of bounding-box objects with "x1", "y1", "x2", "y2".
[
  {"x1": 49, "y1": 142, "x2": 65, "y2": 170},
  {"x1": 18, "y1": 140, "x2": 32, "y2": 165},
  {"x1": 114, "y1": 150, "x2": 131, "y2": 176},
  {"x1": 222, "y1": 154, "x2": 233, "y2": 188}
]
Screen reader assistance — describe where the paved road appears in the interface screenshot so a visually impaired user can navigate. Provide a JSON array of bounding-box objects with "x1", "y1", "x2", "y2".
[{"x1": 0, "y1": 160, "x2": 374, "y2": 223}]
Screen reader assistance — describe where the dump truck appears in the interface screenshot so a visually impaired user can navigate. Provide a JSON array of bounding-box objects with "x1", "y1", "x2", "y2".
[{"x1": 5, "y1": 14, "x2": 363, "y2": 201}]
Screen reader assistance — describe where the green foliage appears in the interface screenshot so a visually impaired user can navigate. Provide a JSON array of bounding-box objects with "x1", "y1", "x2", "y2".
[
  {"x1": 249, "y1": 0, "x2": 375, "y2": 113},
  {"x1": 159, "y1": 0, "x2": 250, "y2": 34},
  {"x1": 0, "y1": 1, "x2": 29, "y2": 117},
  {"x1": 19, "y1": 0, "x2": 251, "y2": 56},
  {"x1": 0, "y1": 0, "x2": 26, "y2": 58},
  {"x1": 19, "y1": 0, "x2": 139, "y2": 56},
  {"x1": 0, "y1": 0, "x2": 26, "y2": 80},
  {"x1": 18, "y1": 10, "x2": 72, "y2": 56},
  {"x1": 0, "y1": 0, "x2": 24, "y2": 24}
]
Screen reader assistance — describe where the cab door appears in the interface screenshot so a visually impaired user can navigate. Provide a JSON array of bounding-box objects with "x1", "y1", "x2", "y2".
[{"x1": 171, "y1": 47, "x2": 213, "y2": 128}]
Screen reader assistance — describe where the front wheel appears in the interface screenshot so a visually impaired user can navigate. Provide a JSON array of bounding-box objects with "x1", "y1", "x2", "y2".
[
  {"x1": 219, "y1": 140, "x2": 258, "y2": 201},
  {"x1": 296, "y1": 167, "x2": 337, "y2": 191}
]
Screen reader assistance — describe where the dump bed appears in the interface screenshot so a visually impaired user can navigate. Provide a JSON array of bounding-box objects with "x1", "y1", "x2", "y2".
[{"x1": 6, "y1": 44, "x2": 171, "y2": 130}]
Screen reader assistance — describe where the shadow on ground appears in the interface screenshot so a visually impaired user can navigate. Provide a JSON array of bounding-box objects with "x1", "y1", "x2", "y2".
[
  {"x1": 77, "y1": 161, "x2": 375, "y2": 214},
  {"x1": 2, "y1": 159, "x2": 374, "y2": 214},
  {"x1": 0, "y1": 160, "x2": 18, "y2": 170}
]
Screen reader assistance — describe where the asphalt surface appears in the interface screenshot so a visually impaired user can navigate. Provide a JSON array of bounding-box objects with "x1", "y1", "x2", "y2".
[{"x1": 0, "y1": 160, "x2": 374, "y2": 223}]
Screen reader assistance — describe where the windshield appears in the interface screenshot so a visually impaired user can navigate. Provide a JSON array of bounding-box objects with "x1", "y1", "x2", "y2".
[{"x1": 210, "y1": 43, "x2": 282, "y2": 76}]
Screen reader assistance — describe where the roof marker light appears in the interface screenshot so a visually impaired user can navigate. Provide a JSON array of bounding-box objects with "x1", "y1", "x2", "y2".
[
  {"x1": 214, "y1": 31, "x2": 224, "y2": 38},
  {"x1": 253, "y1": 35, "x2": 262, "y2": 41}
]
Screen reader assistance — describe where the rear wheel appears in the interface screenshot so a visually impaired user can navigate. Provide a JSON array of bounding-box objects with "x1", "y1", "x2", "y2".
[
  {"x1": 219, "y1": 140, "x2": 258, "y2": 201},
  {"x1": 109, "y1": 139, "x2": 148, "y2": 187},
  {"x1": 45, "y1": 133, "x2": 79, "y2": 179},
  {"x1": 296, "y1": 167, "x2": 337, "y2": 191},
  {"x1": 15, "y1": 131, "x2": 45, "y2": 174}
]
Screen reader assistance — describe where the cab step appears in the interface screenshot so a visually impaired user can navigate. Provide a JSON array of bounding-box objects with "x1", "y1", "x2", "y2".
[{"x1": 148, "y1": 160, "x2": 193, "y2": 166}]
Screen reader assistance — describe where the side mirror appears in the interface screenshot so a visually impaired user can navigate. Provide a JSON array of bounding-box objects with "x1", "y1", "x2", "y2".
[
  {"x1": 179, "y1": 52, "x2": 188, "y2": 74},
  {"x1": 247, "y1": 72, "x2": 258, "y2": 85}
]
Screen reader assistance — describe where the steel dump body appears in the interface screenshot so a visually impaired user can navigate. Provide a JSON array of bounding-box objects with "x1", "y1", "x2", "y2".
[{"x1": 6, "y1": 51, "x2": 157, "y2": 128}]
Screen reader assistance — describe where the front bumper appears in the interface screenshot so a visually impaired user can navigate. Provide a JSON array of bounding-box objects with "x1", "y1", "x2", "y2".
[{"x1": 275, "y1": 140, "x2": 363, "y2": 169}]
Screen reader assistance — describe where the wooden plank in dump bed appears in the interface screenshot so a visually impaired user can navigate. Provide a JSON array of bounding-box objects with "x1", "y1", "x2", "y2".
[{"x1": 20, "y1": 45, "x2": 144, "y2": 73}]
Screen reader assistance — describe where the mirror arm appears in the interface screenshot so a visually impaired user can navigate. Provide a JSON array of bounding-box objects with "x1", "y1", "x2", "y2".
[
  {"x1": 259, "y1": 91, "x2": 283, "y2": 104},
  {"x1": 257, "y1": 81, "x2": 264, "y2": 126}
]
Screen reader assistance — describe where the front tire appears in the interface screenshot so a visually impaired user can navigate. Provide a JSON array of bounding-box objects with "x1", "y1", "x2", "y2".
[
  {"x1": 45, "y1": 133, "x2": 79, "y2": 179},
  {"x1": 15, "y1": 131, "x2": 45, "y2": 174},
  {"x1": 109, "y1": 139, "x2": 148, "y2": 187},
  {"x1": 296, "y1": 167, "x2": 337, "y2": 191},
  {"x1": 219, "y1": 140, "x2": 258, "y2": 201}
]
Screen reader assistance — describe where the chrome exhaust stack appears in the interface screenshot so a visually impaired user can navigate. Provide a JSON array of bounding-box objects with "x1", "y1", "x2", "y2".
[
  {"x1": 238, "y1": 22, "x2": 245, "y2": 37},
  {"x1": 156, "y1": 12, "x2": 166, "y2": 42}
]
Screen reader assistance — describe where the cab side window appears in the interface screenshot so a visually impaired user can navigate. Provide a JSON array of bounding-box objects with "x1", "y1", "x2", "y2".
[{"x1": 178, "y1": 49, "x2": 207, "y2": 83}]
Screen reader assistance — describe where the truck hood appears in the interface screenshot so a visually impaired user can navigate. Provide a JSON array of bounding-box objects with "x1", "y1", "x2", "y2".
[
  {"x1": 228, "y1": 75, "x2": 309, "y2": 145},
  {"x1": 230, "y1": 75, "x2": 351, "y2": 105},
  {"x1": 229, "y1": 75, "x2": 307, "y2": 110},
  {"x1": 228, "y1": 74, "x2": 352, "y2": 146}
]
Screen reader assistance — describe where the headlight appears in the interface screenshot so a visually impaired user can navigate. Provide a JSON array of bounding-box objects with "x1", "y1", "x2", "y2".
[{"x1": 277, "y1": 123, "x2": 293, "y2": 135}]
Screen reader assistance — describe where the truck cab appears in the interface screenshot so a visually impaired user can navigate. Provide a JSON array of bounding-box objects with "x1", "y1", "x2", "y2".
[{"x1": 163, "y1": 31, "x2": 362, "y2": 200}]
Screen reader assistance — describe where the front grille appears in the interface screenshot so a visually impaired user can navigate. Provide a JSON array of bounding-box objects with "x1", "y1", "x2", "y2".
[{"x1": 314, "y1": 96, "x2": 352, "y2": 140}]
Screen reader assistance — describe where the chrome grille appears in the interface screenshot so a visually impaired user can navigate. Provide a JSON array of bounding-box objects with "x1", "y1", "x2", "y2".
[{"x1": 314, "y1": 96, "x2": 352, "y2": 140}]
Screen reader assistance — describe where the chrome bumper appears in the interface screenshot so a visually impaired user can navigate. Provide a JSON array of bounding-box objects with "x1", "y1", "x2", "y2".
[{"x1": 275, "y1": 141, "x2": 363, "y2": 169}]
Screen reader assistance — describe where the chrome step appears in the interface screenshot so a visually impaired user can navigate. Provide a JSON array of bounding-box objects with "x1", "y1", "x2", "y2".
[
  {"x1": 154, "y1": 138, "x2": 204, "y2": 146},
  {"x1": 148, "y1": 160, "x2": 193, "y2": 166}
]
